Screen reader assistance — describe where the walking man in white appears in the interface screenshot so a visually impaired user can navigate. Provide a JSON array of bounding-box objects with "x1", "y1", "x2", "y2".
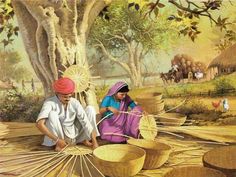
[{"x1": 36, "y1": 77, "x2": 99, "y2": 151}]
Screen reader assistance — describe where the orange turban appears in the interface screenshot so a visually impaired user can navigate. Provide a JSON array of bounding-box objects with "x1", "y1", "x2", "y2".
[{"x1": 53, "y1": 77, "x2": 75, "y2": 94}]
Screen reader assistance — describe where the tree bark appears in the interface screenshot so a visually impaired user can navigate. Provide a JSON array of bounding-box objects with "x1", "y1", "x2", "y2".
[{"x1": 12, "y1": 0, "x2": 109, "y2": 111}]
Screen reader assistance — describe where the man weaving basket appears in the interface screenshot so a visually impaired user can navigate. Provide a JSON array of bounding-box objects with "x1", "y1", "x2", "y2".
[{"x1": 36, "y1": 77, "x2": 99, "y2": 151}]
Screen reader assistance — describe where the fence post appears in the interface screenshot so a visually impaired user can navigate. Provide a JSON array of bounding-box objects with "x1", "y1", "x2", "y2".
[{"x1": 208, "y1": 90, "x2": 211, "y2": 96}]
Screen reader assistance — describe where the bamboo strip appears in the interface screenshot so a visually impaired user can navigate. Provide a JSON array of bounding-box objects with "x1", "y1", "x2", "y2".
[
  {"x1": 173, "y1": 147, "x2": 202, "y2": 153},
  {"x1": 96, "y1": 113, "x2": 114, "y2": 126},
  {"x1": 67, "y1": 155, "x2": 77, "y2": 177},
  {"x1": 159, "y1": 130, "x2": 185, "y2": 139},
  {"x1": 35, "y1": 155, "x2": 69, "y2": 177},
  {"x1": 2, "y1": 153, "x2": 58, "y2": 166},
  {"x1": 56, "y1": 155, "x2": 75, "y2": 177},
  {"x1": 103, "y1": 132, "x2": 132, "y2": 139},
  {"x1": 18, "y1": 144, "x2": 69, "y2": 177},
  {"x1": 82, "y1": 155, "x2": 93, "y2": 177},
  {"x1": 0, "y1": 151, "x2": 57, "y2": 162},
  {"x1": 84, "y1": 155, "x2": 105, "y2": 177},
  {"x1": 80, "y1": 155, "x2": 84, "y2": 177},
  {"x1": 0, "y1": 156, "x2": 58, "y2": 173},
  {"x1": 195, "y1": 140, "x2": 229, "y2": 145},
  {"x1": 158, "y1": 99, "x2": 186, "y2": 115}
]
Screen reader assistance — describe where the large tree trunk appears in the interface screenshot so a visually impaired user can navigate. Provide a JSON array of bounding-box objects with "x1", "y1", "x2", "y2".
[{"x1": 12, "y1": 0, "x2": 108, "y2": 111}]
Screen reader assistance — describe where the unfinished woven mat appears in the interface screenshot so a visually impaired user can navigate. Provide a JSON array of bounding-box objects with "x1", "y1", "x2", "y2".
[
  {"x1": 139, "y1": 115, "x2": 158, "y2": 140},
  {"x1": 63, "y1": 65, "x2": 90, "y2": 93}
]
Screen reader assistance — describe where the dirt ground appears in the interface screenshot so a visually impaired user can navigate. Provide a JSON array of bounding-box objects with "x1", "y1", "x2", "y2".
[
  {"x1": 0, "y1": 96, "x2": 235, "y2": 177},
  {"x1": 0, "y1": 122, "x2": 235, "y2": 177}
]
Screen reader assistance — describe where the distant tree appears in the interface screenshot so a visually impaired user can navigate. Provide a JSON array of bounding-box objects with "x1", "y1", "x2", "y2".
[
  {"x1": 0, "y1": 50, "x2": 31, "y2": 82},
  {"x1": 89, "y1": 0, "x2": 179, "y2": 87}
]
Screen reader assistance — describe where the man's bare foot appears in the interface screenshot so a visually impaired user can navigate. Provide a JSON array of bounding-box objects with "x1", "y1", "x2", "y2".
[{"x1": 82, "y1": 140, "x2": 93, "y2": 147}]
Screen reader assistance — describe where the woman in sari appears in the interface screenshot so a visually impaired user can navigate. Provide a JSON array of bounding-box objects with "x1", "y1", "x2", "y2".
[{"x1": 99, "y1": 81, "x2": 143, "y2": 143}]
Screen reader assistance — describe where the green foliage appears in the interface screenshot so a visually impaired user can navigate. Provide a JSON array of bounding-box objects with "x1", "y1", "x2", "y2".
[
  {"x1": 214, "y1": 77, "x2": 235, "y2": 94},
  {"x1": 0, "y1": 0, "x2": 19, "y2": 48},
  {"x1": 95, "y1": 84, "x2": 110, "y2": 103},
  {"x1": 0, "y1": 50, "x2": 32, "y2": 82},
  {"x1": 0, "y1": 89, "x2": 44, "y2": 122},
  {"x1": 90, "y1": 0, "x2": 178, "y2": 53}
]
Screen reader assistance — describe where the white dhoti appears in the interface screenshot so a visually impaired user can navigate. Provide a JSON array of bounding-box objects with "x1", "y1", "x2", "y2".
[{"x1": 42, "y1": 106, "x2": 99, "y2": 146}]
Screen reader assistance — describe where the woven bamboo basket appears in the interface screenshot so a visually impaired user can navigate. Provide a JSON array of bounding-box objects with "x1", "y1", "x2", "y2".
[
  {"x1": 93, "y1": 144, "x2": 146, "y2": 177},
  {"x1": 136, "y1": 92, "x2": 164, "y2": 114},
  {"x1": 136, "y1": 92, "x2": 162, "y2": 102},
  {"x1": 164, "y1": 166, "x2": 226, "y2": 177},
  {"x1": 156, "y1": 113, "x2": 186, "y2": 126},
  {"x1": 139, "y1": 100, "x2": 165, "y2": 114},
  {"x1": 127, "y1": 139, "x2": 171, "y2": 169},
  {"x1": 203, "y1": 146, "x2": 236, "y2": 177}
]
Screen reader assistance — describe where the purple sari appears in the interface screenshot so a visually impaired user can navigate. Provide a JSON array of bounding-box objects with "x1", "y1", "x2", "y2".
[{"x1": 99, "y1": 81, "x2": 142, "y2": 143}]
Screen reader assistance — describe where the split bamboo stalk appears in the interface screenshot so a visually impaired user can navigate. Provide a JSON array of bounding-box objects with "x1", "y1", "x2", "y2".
[{"x1": 56, "y1": 155, "x2": 75, "y2": 177}]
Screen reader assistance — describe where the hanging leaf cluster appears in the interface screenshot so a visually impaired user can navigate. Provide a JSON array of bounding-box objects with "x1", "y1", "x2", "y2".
[{"x1": 0, "y1": 0, "x2": 19, "y2": 48}]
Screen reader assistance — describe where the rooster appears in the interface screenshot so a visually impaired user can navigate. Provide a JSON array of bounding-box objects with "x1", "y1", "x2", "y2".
[{"x1": 212, "y1": 100, "x2": 221, "y2": 111}]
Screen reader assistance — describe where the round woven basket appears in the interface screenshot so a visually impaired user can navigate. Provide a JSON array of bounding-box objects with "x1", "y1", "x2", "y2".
[
  {"x1": 164, "y1": 166, "x2": 226, "y2": 177},
  {"x1": 136, "y1": 93, "x2": 163, "y2": 114},
  {"x1": 203, "y1": 146, "x2": 236, "y2": 177},
  {"x1": 93, "y1": 144, "x2": 146, "y2": 177},
  {"x1": 127, "y1": 139, "x2": 171, "y2": 169},
  {"x1": 156, "y1": 113, "x2": 186, "y2": 126},
  {"x1": 136, "y1": 92, "x2": 162, "y2": 102},
  {"x1": 138, "y1": 100, "x2": 165, "y2": 114}
]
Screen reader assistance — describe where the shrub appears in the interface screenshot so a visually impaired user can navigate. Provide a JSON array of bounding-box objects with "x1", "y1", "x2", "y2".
[
  {"x1": 165, "y1": 98, "x2": 209, "y2": 115},
  {"x1": 214, "y1": 78, "x2": 235, "y2": 94},
  {"x1": 0, "y1": 89, "x2": 44, "y2": 122},
  {"x1": 95, "y1": 84, "x2": 110, "y2": 103}
]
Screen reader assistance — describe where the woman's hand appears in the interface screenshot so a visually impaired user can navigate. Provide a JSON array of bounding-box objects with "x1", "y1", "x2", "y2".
[
  {"x1": 108, "y1": 107, "x2": 120, "y2": 115},
  {"x1": 55, "y1": 139, "x2": 67, "y2": 152}
]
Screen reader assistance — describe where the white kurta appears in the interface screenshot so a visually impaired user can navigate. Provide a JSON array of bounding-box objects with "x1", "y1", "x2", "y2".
[{"x1": 37, "y1": 96, "x2": 99, "y2": 146}]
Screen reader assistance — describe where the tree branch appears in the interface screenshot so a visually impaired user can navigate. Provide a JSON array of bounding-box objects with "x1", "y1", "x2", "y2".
[
  {"x1": 168, "y1": 0, "x2": 218, "y2": 24},
  {"x1": 95, "y1": 39, "x2": 132, "y2": 75}
]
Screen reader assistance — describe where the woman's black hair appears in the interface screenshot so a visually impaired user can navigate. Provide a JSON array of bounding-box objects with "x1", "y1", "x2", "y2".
[{"x1": 117, "y1": 85, "x2": 129, "y2": 93}]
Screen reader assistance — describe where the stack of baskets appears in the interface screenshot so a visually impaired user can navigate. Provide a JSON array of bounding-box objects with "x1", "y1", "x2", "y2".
[{"x1": 136, "y1": 92, "x2": 164, "y2": 114}]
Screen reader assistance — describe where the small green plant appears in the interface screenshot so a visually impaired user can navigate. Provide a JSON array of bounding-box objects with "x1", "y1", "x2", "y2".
[
  {"x1": 0, "y1": 89, "x2": 44, "y2": 122},
  {"x1": 214, "y1": 78, "x2": 235, "y2": 94}
]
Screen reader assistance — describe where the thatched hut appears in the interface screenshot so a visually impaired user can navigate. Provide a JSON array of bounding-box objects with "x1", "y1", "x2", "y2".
[{"x1": 207, "y1": 43, "x2": 236, "y2": 80}]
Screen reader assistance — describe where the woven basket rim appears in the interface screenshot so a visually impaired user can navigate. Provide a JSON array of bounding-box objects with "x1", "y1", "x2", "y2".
[
  {"x1": 164, "y1": 165, "x2": 227, "y2": 177},
  {"x1": 93, "y1": 144, "x2": 146, "y2": 164},
  {"x1": 203, "y1": 145, "x2": 236, "y2": 170},
  {"x1": 127, "y1": 139, "x2": 171, "y2": 151}
]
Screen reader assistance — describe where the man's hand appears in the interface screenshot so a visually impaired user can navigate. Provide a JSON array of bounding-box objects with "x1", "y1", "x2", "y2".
[
  {"x1": 55, "y1": 139, "x2": 67, "y2": 152},
  {"x1": 108, "y1": 107, "x2": 120, "y2": 115},
  {"x1": 92, "y1": 141, "x2": 99, "y2": 149}
]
